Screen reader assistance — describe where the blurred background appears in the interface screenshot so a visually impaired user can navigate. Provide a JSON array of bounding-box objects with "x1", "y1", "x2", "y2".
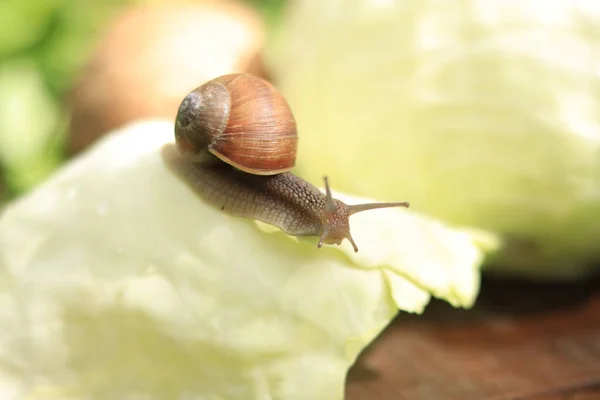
[
  {"x1": 0, "y1": 0, "x2": 285, "y2": 202},
  {"x1": 2, "y1": 0, "x2": 600, "y2": 281},
  {"x1": 1, "y1": 1, "x2": 599, "y2": 398}
]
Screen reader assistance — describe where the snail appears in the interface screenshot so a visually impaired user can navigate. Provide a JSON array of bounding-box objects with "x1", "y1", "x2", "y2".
[{"x1": 165, "y1": 73, "x2": 409, "y2": 252}]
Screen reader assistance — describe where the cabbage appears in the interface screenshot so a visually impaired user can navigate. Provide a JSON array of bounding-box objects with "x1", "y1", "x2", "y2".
[
  {"x1": 270, "y1": 0, "x2": 600, "y2": 279},
  {"x1": 0, "y1": 120, "x2": 485, "y2": 399}
]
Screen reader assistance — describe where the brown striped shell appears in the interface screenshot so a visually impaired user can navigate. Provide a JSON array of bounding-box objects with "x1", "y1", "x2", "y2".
[{"x1": 175, "y1": 73, "x2": 298, "y2": 175}]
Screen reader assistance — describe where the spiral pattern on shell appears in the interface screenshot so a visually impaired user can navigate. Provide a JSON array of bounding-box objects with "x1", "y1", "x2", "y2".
[{"x1": 175, "y1": 74, "x2": 298, "y2": 175}]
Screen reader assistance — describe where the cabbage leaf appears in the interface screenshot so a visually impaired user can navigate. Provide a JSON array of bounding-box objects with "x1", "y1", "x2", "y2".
[{"x1": 0, "y1": 120, "x2": 486, "y2": 400}]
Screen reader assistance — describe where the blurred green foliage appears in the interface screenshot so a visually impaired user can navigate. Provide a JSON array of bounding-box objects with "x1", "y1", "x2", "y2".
[
  {"x1": 0, "y1": 0, "x2": 151, "y2": 202},
  {"x1": 0, "y1": 0, "x2": 285, "y2": 206}
]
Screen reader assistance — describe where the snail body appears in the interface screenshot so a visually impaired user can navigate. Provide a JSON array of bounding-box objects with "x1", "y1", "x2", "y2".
[{"x1": 171, "y1": 73, "x2": 409, "y2": 252}]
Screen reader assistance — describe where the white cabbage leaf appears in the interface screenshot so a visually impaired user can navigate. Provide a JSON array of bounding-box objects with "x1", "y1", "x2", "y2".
[
  {"x1": 270, "y1": 0, "x2": 600, "y2": 279},
  {"x1": 0, "y1": 120, "x2": 486, "y2": 400}
]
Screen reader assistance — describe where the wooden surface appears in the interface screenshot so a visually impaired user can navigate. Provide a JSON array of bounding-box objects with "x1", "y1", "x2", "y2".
[{"x1": 346, "y1": 275, "x2": 600, "y2": 400}]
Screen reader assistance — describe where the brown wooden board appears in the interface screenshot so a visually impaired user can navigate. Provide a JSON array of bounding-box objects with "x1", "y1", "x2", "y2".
[{"x1": 346, "y1": 275, "x2": 600, "y2": 400}]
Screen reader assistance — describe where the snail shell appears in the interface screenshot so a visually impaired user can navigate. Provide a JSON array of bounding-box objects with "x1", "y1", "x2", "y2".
[{"x1": 174, "y1": 74, "x2": 298, "y2": 175}]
